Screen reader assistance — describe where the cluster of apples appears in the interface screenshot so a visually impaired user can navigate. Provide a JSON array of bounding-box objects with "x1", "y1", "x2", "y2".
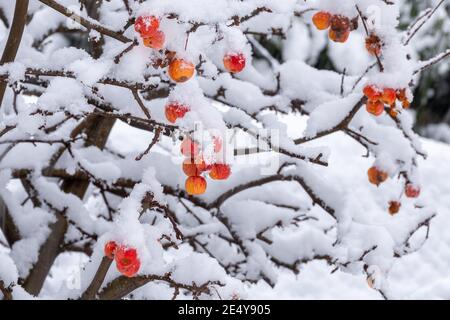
[
  {"x1": 312, "y1": 11, "x2": 356, "y2": 43},
  {"x1": 135, "y1": 15, "x2": 246, "y2": 84},
  {"x1": 164, "y1": 99, "x2": 231, "y2": 196},
  {"x1": 367, "y1": 166, "x2": 421, "y2": 215},
  {"x1": 180, "y1": 137, "x2": 231, "y2": 196},
  {"x1": 104, "y1": 241, "x2": 140, "y2": 277},
  {"x1": 135, "y1": 15, "x2": 165, "y2": 50},
  {"x1": 133, "y1": 15, "x2": 245, "y2": 196},
  {"x1": 363, "y1": 85, "x2": 411, "y2": 117}
]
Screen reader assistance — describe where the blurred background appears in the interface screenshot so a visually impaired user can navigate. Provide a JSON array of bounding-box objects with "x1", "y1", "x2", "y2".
[{"x1": 251, "y1": 0, "x2": 450, "y2": 142}]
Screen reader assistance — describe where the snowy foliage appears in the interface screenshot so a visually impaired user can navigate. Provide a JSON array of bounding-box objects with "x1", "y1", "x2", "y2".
[{"x1": 0, "y1": 0, "x2": 448, "y2": 300}]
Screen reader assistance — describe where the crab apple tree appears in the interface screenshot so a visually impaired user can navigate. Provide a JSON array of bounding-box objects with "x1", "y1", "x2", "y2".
[{"x1": 0, "y1": 0, "x2": 448, "y2": 300}]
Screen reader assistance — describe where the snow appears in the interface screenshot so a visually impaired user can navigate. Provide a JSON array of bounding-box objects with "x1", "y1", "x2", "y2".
[
  {"x1": 102, "y1": 116, "x2": 450, "y2": 299},
  {"x1": 0, "y1": 0, "x2": 449, "y2": 300},
  {"x1": 243, "y1": 115, "x2": 450, "y2": 299}
]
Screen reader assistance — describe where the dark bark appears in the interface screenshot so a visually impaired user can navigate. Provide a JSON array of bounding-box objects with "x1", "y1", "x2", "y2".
[
  {"x1": 22, "y1": 211, "x2": 67, "y2": 296},
  {"x1": 80, "y1": 256, "x2": 113, "y2": 300},
  {"x1": 22, "y1": 1, "x2": 117, "y2": 297},
  {"x1": 0, "y1": 0, "x2": 29, "y2": 107},
  {"x1": 0, "y1": 0, "x2": 29, "y2": 249}
]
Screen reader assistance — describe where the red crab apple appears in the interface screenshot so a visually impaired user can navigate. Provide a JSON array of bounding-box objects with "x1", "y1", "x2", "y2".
[
  {"x1": 382, "y1": 88, "x2": 397, "y2": 105},
  {"x1": 182, "y1": 158, "x2": 207, "y2": 176},
  {"x1": 165, "y1": 102, "x2": 190, "y2": 123},
  {"x1": 115, "y1": 246, "x2": 140, "y2": 277},
  {"x1": 104, "y1": 241, "x2": 117, "y2": 259},
  {"x1": 134, "y1": 15, "x2": 160, "y2": 38},
  {"x1": 223, "y1": 52, "x2": 246, "y2": 73},
  {"x1": 363, "y1": 85, "x2": 382, "y2": 102},
  {"x1": 143, "y1": 30, "x2": 165, "y2": 50},
  {"x1": 329, "y1": 15, "x2": 351, "y2": 43},
  {"x1": 405, "y1": 184, "x2": 421, "y2": 198},
  {"x1": 366, "y1": 100, "x2": 384, "y2": 116},
  {"x1": 209, "y1": 163, "x2": 231, "y2": 180}
]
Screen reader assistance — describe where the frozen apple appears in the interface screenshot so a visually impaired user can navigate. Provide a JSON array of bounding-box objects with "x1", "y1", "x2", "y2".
[
  {"x1": 115, "y1": 246, "x2": 140, "y2": 277},
  {"x1": 365, "y1": 34, "x2": 382, "y2": 56},
  {"x1": 368, "y1": 166, "x2": 388, "y2": 186},
  {"x1": 366, "y1": 100, "x2": 385, "y2": 116},
  {"x1": 165, "y1": 102, "x2": 190, "y2": 123},
  {"x1": 388, "y1": 201, "x2": 401, "y2": 215},
  {"x1": 382, "y1": 88, "x2": 396, "y2": 105},
  {"x1": 312, "y1": 11, "x2": 331, "y2": 30},
  {"x1": 104, "y1": 241, "x2": 117, "y2": 259},
  {"x1": 329, "y1": 29, "x2": 350, "y2": 43},
  {"x1": 223, "y1": 52, "x2": 246, "y2": 73},
  {"x1": 182, "y1": 158, "x2": 207, "y2": 177},
  {"x1": 209, "y1": 163, "x2": 231, "y2": 180},
  {"x1": 134, "y1": 15, "x2": 160, "y2": 37},
  {"x1": 363, "y1": 85, "x2": 382, "y2": 102},
  {"x1": 143, "y1": 30, "x2": 165, "y2": 50},
  {"x1": 405, "y1": 184, "x2": 421, "y2": 198},
  {"x1": 185, "y1": 176, "x2": 207, "y2": 195},
  {"x1": 168, "y1": 58, "x2": 195, "y2": 83}
]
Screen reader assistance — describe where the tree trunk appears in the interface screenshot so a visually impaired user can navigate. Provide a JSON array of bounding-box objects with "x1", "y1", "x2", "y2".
[
  {"x1": 22, "y1": 0, "x2": 117, "y2": 296},
  {"x1": 0, "y1": 0, "x2": 29, "y2": 246}
]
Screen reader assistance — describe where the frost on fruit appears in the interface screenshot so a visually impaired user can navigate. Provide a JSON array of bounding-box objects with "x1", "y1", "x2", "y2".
[
  {"x1": 168, "y1": 58, "x2": 195, "y2": 83},
  {"x1": 0, "y1": 0, "x2": 446, "y2": 301}
]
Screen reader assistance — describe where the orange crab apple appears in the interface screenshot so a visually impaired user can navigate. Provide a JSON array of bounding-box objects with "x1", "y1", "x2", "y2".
[
  {"x1": 223, "y1": 52, "x2": 246, "y2": 73},
  {"x1": 382, "y1": 88, "x2": 396, "y2": 105},
  {"x1": 180, "y1": 138, "x2": 199, "y2": 157},
  {"x1": 104, "y1": 241, "x2": 118, "y2": 259},
  {"x1": 134, "y1": 15, "x2": 160, "y2": 37},
  {"x1": 329, "y1": 29, "x2": 350, "y2": 43},
  {"x1": 405, "y1": 184, "x2": 421, "y2": 198},
  {"x1": 363, "y1": 85, "x2": 382, "y2": 101},
  {"x1": 366, "y1": 100, "x2": 385, "y2": 116},
  {"x1": 368, "y1": 166, "x2": 388, "y2": 186},
  {"x1": 402, "y1": 99, "x2": 410, "y2": 109},
  {"x1": 388, "y1": 106, "x2": 398, "y2": 118},
  {"x1": 388, "y1": 201, "x2": 401, "y2": 215},
  {"x1": 165, "y1": 102, "x2": 190, "y2": 123},
  {"x1": 185, "y1": 176, "x2": 207, "y2": 195},
  {"x1": 365, "y1": 34, "x2": 382, "y2": 56},
  {"x1": 312, "y1": 11, "x2": 331, "y2": 30},
  {"x1": 143, "y1": 30, "x2": 165, "y2": 50},
  {"x1": 397, "y1": 88, "x2": 407, "y2": 101},
  {"x1": 182, "y1": 158, "x2": 208, "y2": 176},
  {"x1": 168, "y1": 58, "x2": 195, "y2": 83},
  {"x1": 209, "y1": 163, "x2": 231, "y2": 180},
  {"x1": 115, "y1": 246, "x2": 140, "y2": 277}
]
